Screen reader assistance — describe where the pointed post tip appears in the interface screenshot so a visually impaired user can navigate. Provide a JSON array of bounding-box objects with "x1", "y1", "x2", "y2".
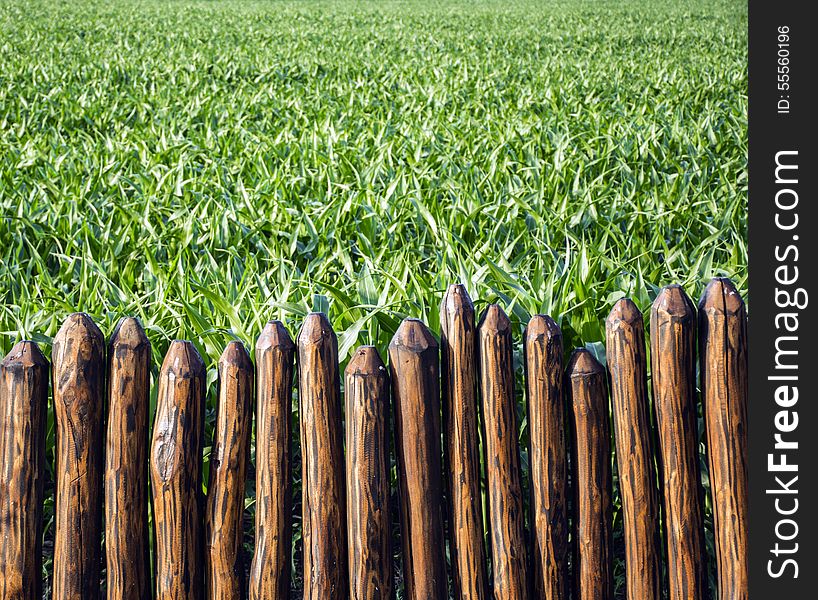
[
  {"x1": 346, "y1": 345, "x2": 386, "y2": 375},
  {"x1": 298, "y1": 312, "x2": 335, "y2": 346},
  {"x1": 699, "y1": 277, "x2": 745, "y2": 314},
  {"x1": 110, "y1": 316, "x2": 149, "y2": 348},
  {"x1": 525, "y1": 314, "x2": 561, "y2": 341},
  {"x1": 606, "y1": 298, "x2": 643, "y2": 327},
  {"x1": 442, "y1": 283, "x2": 474, "y2": 313},
  {"x1": 390, "y1": 318, "x2": 437, "y2": 352},
  {"x1": 652, "y1": 284, "x2": 695, "y2": 318},
  {"x1": 478, "y1": 303, "x2": 511, "y2": 333},
  {"x1": 54, "y1": 312, "x2": 104, "y2": 344},
  {"x1": 257, "y1": 320, "x2": 295, "y2": 351},
  {"x1": 567, "y1": 348, "x2": 605, "y2": 377},
  {"x1": 219, "y1": 340, "x2": 252, "y2": 368},
  {"x1": 1, "y1": 340, "x2": 48, "y2": 368},
  {"x1": 161, "y1": 340, "x2": 205, "y2": 377}
]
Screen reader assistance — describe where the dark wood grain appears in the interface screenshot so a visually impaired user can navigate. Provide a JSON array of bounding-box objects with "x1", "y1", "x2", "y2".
[
  {"x1": 650, "y1": 285, "x2": 707, "y2": 600},
  {"x1": 250, "y1": 321, "x2": 295, "y2": 600},
  {"x1": 478, "y1": 305, "x2": 528, "y2": 600},
  {"x1": 297, "y1": 313, "x2": 348, "y2": 600},
  {"x1": 605, "y1": 300, "x2": 663, "y2": 600},
  {"x1": 439, "y1": 284, "x2": 489, "y2": 600},
  {"x1": 345, "y1": 345, "x2": 392, "y2": 600},
  {"x1": 699, "y1": 278, "x2": 748, "y2": 600},
  {"x1": 0, "y1": 342, "x2": 48, "y2": 600},
  {"x1": 150, "y1": 340, "x2": 206, "y2": 599},
  {"x1": 105, "y1": 317, "x2": 151, "y2": 600},
  {"x1": 388, "y1": 318, "x2": 448, "y2": 600},
  {"x1": 524, "y1": 315, "x2": 568, "y2": 600},
  {"x1": 206, "y1": 341, "x2": 253, "y2": 598},
  {"x1": 567, "y1": 349, "x2": 613, "y2": 600},
  {"x1": 52, "y1": 313, "x2": 105, "y2": 600}
]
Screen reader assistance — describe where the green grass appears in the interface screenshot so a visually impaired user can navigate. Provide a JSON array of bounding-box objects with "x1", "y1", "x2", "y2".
[{"x1": 0, "y1": 0, "x2": 747, "y2": 596}]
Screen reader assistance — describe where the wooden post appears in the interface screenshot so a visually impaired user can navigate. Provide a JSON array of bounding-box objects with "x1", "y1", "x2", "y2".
[
  {"x1": 249, "y1": 321, "x2": 295, "y2": 600},
  {"x1": 478, "y1": 304, "x2": 528, "y2": 599},
  {"x1": 524, "y1": 315, "x2": 568, "y2": 600},
  {"x1": 105, "y1": 317, "x2": 151, "y2": 600},
  {"x1": 389, "y1": 318, "x2": 448, "y2": 600},
  {"x1": 567, "y1": 349, "x2": 613, "y2": 600},
  {"x1": 345, "y1": 346, "x2": 392, "y2": 600},
  {"x1": 439, "y1": 284, "x2": 489, "y2": 600},
  {"x1": 606, "y1": 300, "x2": 663, "y2": 600},
  {"x1": 699, "y1": 278, "x2": 748, "y2": 600},
  {"x1": 52, "y1": 313, "x2": 105, "y2": 600},
  {"x1": 650, "y1": 284, "x2": 707, "y2": 600},
  {"x1": 297, "y1": 313, "x2": 347, "y2": 600},
  {"x1": 0, "y1": 341, "x2": 48, "y2": 599},
  {"x1": 206, "y1": 341, "x2": 254, "y2": 598},
  {"x1": 150, "y1": 340, "x2": 206, "y2": 599}
]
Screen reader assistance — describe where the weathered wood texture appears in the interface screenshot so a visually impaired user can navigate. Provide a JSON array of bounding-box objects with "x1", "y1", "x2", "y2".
[
  {"x1": 150, "y1": 340, "x2": 206, "y2": 599},
  {"x1": 523, "y1": 315, "x2": 568, "y2": 600},
  {"x1": 0, "y1": 342, "x2": 48, "y2": 600},
  {"x1": 297, "y1": 313, "x2": 348, "y2": 600},
  {"x1": 105, "y1": 318, "x2": 151, "y2": 600},
  {"x1": 389, "y1": 318, "x2": 448, "y2": 600},
  {"x1": 650, "y1": 285, "x2": 707, "y2": 600},
  {"x1": 605, "y1": 300, "x2": 663, "y2": 600},
  {"x1": 478, "y1": 305, "x2": 528, "y2": 600},
  {"x1": 699, "y1": 278, "x2": 748, "y2": 600},
  {"x1": 439, "y1": 285, "x2": 489, "y2": 600},
  {"x1": 52, "y1": 313, "x2": 105, "y2": 600},
  {"x1": 567, "y1": 349, "x2": 613, "y2": 600},
  {"x1": 249, "y1": 321, "x2": 295, "y2": 600},
  {"x1": 206, "y1": 341, "x2": 254, "y2": 598},
  {"x1": 345, "y1": 346, "x2": 392, "y2": 600}
]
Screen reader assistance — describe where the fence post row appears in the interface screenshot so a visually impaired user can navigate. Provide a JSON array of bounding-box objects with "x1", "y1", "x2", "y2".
[{"x1": 0, "y1": 277, "x2": 748, "y2": 600}]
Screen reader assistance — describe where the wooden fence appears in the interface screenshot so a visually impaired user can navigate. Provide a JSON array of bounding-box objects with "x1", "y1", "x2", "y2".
[{"x1": 0, "y1": 278, "x2": 747, "y2": 600}]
